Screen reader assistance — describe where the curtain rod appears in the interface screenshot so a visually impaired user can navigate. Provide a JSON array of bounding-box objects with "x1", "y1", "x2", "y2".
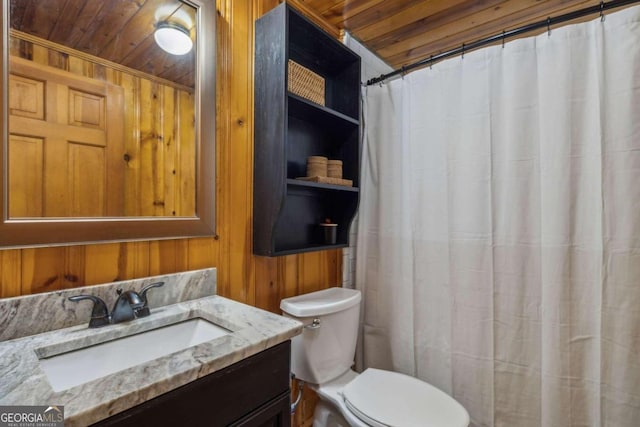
[{"x1": 366, "y1": 0, "x2": 640, "y2": 86}]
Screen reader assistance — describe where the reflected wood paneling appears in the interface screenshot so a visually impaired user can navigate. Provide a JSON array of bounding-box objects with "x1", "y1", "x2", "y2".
[
  {"x1": 9, "y1": 0, "x2": 195, "y2": 87},
  {"x1": 297, "y1": 0, "x2": 634, "y2": 69},
  {"x1": 9, "y1": 35, "x2": 195, "y2": 217}
]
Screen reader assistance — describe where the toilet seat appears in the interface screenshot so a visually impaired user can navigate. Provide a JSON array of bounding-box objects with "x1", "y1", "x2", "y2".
[{"x1": 341, "y1": 368, "x2": 470, "y2": 427}]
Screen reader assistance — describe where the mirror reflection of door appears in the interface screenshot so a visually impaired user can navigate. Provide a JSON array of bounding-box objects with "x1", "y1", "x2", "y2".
[
  {"x1": 7, "y1": 0, "x2": 197, "y2": 219},
  {"x1": 9, "y1": 57, "x2": 124, "y2": 217}
]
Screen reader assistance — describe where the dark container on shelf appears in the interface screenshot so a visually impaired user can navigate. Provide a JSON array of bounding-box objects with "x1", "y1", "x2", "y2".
[{"x1": 319, "y1": 223, "x2": 338, "y2": 245}]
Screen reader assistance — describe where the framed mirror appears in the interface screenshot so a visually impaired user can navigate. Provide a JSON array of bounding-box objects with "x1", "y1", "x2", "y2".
[{"x1": 0, "y1": 0, "x2": 215, "y2": 247}]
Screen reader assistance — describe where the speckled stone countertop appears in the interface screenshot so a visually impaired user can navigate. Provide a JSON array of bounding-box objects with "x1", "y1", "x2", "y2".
[{"x1": 0, "y1": 269, "x2": 302, "y2": 426}]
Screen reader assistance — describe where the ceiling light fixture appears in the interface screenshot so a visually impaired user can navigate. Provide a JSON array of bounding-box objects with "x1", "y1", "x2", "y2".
[{"x1": 154, "y1": 22, "x2": 193, "y2": 55}]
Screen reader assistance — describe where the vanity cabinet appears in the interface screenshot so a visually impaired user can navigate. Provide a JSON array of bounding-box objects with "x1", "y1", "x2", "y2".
[
  {"x1": 91, "y1": 341, "x2": 291, "y2": 427},
  {"x1": 253, "y1": 3, "x2": 361, "y2": 256}
]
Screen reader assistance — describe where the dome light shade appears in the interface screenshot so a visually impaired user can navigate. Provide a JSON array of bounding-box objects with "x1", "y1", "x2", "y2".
[{"x1": 154, "y1": 22, "x2": 193, "y2": 55}]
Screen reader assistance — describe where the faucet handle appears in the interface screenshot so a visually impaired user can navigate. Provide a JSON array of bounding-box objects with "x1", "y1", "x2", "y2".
[
  {"x1": 136, "y1": 281, "x2": 165, "y2": 317},
  {"x1": 68, "y1": 295, "x2": 111, "y2": 328},
  {"x1": 140, "y1": 281, "x2": 165, "y2": 296}
]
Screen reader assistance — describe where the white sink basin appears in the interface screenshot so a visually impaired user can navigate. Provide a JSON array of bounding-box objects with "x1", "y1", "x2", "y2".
[{"x1": 39, "y1": 318, "x2": 230, "y2": 391}]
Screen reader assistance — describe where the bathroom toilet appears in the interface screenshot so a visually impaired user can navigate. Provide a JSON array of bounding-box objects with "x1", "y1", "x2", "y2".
[{"x1": 281, "y1": 287, "x2": 470, "y2": 427}]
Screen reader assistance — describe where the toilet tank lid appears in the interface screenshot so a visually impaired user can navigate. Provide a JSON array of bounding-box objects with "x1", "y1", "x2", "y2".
[{"x1": 280, "y1": 287, "x2": 361, "y2": 317}]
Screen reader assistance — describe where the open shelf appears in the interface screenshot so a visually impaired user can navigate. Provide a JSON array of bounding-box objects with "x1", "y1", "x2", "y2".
[
  {"x1": 271, "y1": 187, "x2": 358, "y2": 254},
  {"x1": 270, "y1": 243, "x2": 349, "y2": 257},
  {"x1": 287, "y1": 179, "x2": 359, "y2": 192},
  {"x1": 286, "y1": 103, "x2": 359, "y2": 183},
  {"x1": 254, "y1": 3, "x2": 361, "y2": 257},
  {"x1": 288, "y1": 93, "x2": 359, "y2": 125},
  {"x1": 287, "y1": 9, "x2": 360, "y2": 119}
]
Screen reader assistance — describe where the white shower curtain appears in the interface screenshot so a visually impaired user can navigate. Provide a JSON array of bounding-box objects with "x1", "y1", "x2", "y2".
[{"x1": 356, "y1": 6, "x2": 640, "y2": 427}]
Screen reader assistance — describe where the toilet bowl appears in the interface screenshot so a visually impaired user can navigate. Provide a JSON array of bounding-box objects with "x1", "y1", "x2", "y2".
[{"x1": 281, "y1": 288, "x2": 469, "y2": 427}]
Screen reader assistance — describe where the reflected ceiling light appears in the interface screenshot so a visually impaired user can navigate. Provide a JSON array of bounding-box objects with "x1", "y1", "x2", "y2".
[{"x1": 154, "y1": 22, "x2": 193, "y2": 55}]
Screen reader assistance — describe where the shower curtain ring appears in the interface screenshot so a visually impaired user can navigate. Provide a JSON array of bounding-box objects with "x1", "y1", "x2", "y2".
[
  {"x1": 547, "y1": 17, "x2": 552, "y2": 37},
  {"x1": 401, "y1": 65, "x2": 406, "y2": 79},
  {"x1": 600, "y1": 1, "x2": 606, "y2": 22},
  {"x1": 461, "y1": 43, "x2": 465, "y2": 59},
  {"x1": 502, "y1": 30, "x2": 506, "y2": 48},
  {"x1": 430, "y1": 55, "x2": 433, "y2": 69}
]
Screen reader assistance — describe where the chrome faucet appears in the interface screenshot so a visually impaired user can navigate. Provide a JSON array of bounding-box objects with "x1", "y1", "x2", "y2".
[{"x1": 68, "y1": 281, "x2": 165, "y2": 328}]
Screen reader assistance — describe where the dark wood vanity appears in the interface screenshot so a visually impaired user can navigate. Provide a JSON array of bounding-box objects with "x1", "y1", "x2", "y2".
[{"x1": 91, "y1": 341, "x2": 291, "y2": 427}]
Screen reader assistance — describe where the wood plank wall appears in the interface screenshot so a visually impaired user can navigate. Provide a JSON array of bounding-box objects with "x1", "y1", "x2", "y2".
[
  {"x1": 0, "y1": 2, "x2": 338, "y2": 424},
  {"x1": 0, "y1": 0, "x2": 342, "y2": 313}
]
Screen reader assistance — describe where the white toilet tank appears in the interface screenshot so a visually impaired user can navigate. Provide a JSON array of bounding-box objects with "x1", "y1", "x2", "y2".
[{"x1": 280, "y1": 287, "x2": 361, "y2": 385}]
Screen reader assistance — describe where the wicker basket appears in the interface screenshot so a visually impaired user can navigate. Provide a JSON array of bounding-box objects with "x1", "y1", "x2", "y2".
[{"x1": 288, "y1": 60, "x2": 325, "y2": 106}]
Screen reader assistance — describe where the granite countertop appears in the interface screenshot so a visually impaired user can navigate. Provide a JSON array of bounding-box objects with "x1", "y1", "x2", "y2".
[{"x1": 0, "y1": 271, "x2": 302, "y2": 426}]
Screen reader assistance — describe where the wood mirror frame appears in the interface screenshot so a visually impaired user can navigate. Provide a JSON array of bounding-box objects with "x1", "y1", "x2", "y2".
[{"x1": 0, "y1": 0, "x2": 216, "y2": 248}]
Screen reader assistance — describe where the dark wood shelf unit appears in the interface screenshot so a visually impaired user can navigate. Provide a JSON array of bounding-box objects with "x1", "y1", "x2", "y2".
[{"x1": 254, "y1": 3, "x2": 361, "y2": 257}]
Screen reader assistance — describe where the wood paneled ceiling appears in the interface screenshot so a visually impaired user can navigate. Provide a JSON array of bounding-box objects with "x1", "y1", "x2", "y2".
[
  {"x1": 297, "y1": 0, "x2": 622, "y2": 71},
  {"x1": 9, "y1": 0, "x2": 196, "y2": 88}
]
